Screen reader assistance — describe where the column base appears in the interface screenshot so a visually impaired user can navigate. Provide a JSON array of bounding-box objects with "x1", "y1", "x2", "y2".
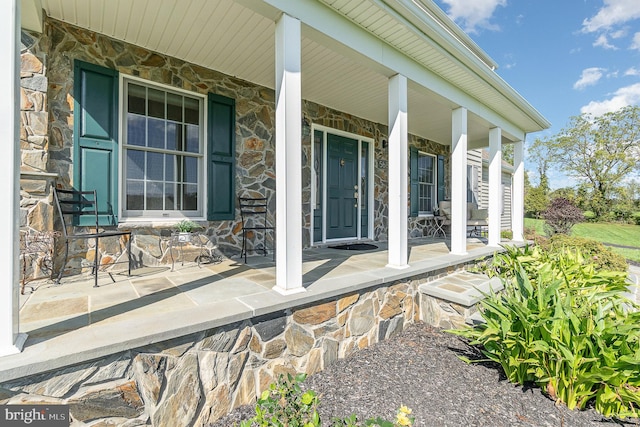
[
  {"x1": 273, "y1": 286, "x2": 306, "y2": 296},
  {"x1": 0, "y1": 333, "x2": 27, "y2": 357}
]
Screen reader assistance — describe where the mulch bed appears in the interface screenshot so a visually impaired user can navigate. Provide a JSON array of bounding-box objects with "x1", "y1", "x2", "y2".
[{"x1": 211, "y1": 322, "x2": 632, "y2": 427}]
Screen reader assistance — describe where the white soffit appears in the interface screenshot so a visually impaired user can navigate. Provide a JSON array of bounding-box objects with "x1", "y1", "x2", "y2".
[
  {"x1": 21, "y1": 0, "x2": 43, "y2": 33},
  {"x1": 36, "y1": 0, "x2": 545, "y2": 144}
]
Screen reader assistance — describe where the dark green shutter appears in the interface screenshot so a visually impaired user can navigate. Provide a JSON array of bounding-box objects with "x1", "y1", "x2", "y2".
[
  {"x1": 73, "y1": 60, "x2": 119, "y2": 226},
  {"x1": 437, "y1": 154, "x2": 445, "y2": 203},
  {"x1": 410, "y1": 146, "x2": 418, "y2": 217},
  {"x1": 207, "y1": 93, "x2": 236, "y2": 220}
]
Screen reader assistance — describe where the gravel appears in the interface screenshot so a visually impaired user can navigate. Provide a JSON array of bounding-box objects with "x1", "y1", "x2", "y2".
[{"x1": 211, "y1": 322, "x2": 637, "y2": 427}]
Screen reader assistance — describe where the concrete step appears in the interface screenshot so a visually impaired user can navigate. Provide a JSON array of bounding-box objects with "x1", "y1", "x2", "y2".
[{"x1": 418, "y1": 271, "x2": 503, "y2": 307}]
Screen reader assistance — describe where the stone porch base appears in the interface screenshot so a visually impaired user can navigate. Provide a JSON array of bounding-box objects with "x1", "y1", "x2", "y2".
[{"x1": 419, "y1": 271, "x2": 503, "y2": 328}]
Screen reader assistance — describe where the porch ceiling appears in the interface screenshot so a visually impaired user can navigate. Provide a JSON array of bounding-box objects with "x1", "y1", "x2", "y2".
[{"x1": 35, "y1": 0, "x2": 546, "y2": 146}]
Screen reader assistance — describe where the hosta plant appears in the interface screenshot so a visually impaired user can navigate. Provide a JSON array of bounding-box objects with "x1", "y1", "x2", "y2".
[{"x1": 451, "y1": 245, "x2": 640, "y2": 419}]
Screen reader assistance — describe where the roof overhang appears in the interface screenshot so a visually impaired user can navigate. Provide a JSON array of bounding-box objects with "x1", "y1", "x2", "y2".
[{"x1": 23, "y1": 0, "x2": 550, "y2": 147}]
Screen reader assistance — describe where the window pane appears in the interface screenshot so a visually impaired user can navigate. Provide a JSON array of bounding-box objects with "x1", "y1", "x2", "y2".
[
  {"x1": 182, "y1": 184, "x2": 198, "y2": 210},
  {"x1": 127, "y1": 115, "x2": 146, "y2": 146},
  {"x1": 165, "y1": 153, "x2": 176, "y2": 182},
  {"x1": 148, "y1": 118, "x2": 165, "y2": 149},
  {"x1": 128, "y1": 84, "x2": 146, "y2": 115},
  {"x1": 167, "y1": 122, "x2": 183, "y2": 151},
  {"x1": 147, "y1": 152, "x2": 164, "y2": 181},
  {"x1": 183, "y1": 156, "x2": 198, "y2": 183},
  {"x1": 146, "y1": 181, "x2": 164, "y2": 210},
  {"x1": 126, "y1": 149, "x2": 144, "y2": 180},
  {"x1": 185, "y1": 124, "x2": 199, "y2": 153},
  {"x1": 164, "y1": 183, "x2": 175, "y2": 211},
  {"x1": 148, "y1": 88, "x2": 165, "y2": 119},
  {"x1": 184, "y1": 97, "x2": 199, "y2": 125},
  {"x1": 126, "y1": 180, "x2": 144, "y2": 210},
  {"x1": 167, "y1": 93, "x2": 182, "y2": 122}
]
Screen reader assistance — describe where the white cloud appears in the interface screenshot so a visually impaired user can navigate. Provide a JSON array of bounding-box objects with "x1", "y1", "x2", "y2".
[
  {"x1": 580, "y1": 82, "x2": 640, "y2": 116},
  {"x1": 593, "y1": 34, "x2": 617, "y2": 49},
  {"x1": 610, "y1": 29, "x2": 627, "y2": 39},
  {"x1": 439, "y1": 0, "x2": 507, "y2": 33},
  {"x1": 624, "y1": 66, "x2": 640, "y2": 76},
  {"x1": 632, "y1": 32, "x2": 640, "y2": 50},
  {"x1": 582, "y1": 0, "x2": 640, "y2": 32},
  {"x1": 574, "y1": 67, "x2": 606, "y2": 90}
]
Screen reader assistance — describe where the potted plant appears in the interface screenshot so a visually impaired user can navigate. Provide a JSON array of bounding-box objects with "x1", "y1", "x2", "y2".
[{"x1": 175, "y1": 219, "x2": 200, "y2": 242}]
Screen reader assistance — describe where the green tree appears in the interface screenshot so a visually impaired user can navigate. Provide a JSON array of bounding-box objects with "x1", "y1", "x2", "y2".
[
  {"x1": 531, "y1": 105, "x2": 640, "y2": 217},
  {"x1": 525, "y1": 186, "x2": 549, "y2": 218},
  {"x1": 524, "y1": 162, "x2": 550, "y2": 218}
]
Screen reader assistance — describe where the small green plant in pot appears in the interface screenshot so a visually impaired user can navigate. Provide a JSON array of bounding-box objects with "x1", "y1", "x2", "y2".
[{"x1": 175, "y1": 219, "x2": 200, "y2": 242}]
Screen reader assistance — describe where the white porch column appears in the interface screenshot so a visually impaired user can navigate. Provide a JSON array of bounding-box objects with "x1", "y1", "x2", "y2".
[
  {"x1": 512, "y1": 140, "x2": 525, "y2": 241},
  {"x1": 450, "y1": 107, "x2": 468, "y2": 255},
  {"x1": 274, "y1": 13, "x2": 304, "y2": 294},
  {"x1": 487, "y1": 127, "x2": 502, "y2": 247},
  {"x1": 0, "y1": 0, "x2": 25, "y2": 356},
  {"x1": 387, "y1": 74, "x2": 408, "y2": 268}
]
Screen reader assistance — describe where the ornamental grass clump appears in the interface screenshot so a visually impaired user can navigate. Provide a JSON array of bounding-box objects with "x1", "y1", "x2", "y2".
[{"x1": 451, "y1": 245, "x2": 640, "y2": 419}]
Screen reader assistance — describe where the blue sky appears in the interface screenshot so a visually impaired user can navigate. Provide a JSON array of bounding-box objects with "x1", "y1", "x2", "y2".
[{"x1": 433, "y1": 0, "x2": 640, "y2": 188}]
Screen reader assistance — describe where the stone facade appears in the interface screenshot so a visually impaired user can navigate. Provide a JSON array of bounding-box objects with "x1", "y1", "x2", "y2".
[
  {"x1": 19, "y1": 17, "x2": 450, "y2": 280},
  {"x1": 0, "y1": 266, "x2": 473, "y2": 426},
  {"x1": 419, "y1": 295, "x2": 478, "y2": 329}
]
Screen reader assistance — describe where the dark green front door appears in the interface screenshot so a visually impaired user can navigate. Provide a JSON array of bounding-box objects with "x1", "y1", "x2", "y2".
[{"x1": 327, "y1": 134, "x2": 358, "y2": 239}]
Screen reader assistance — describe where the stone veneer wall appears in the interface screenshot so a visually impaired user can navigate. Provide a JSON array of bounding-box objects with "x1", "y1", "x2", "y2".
[
  {"x1": 0, "y1": 264, "x2": 471, "y2": 426},
  {"x1": 20, "y1": 29, "x2": 57, "y2": 282},
  {"x1": 19, "y1": 17, "x2": 450, "y2": 279}
]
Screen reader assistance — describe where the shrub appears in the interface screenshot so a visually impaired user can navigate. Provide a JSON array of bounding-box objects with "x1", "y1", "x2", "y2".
[
  {"x1": 240, "y1": 373, "x2": 414, "y2": 427},
  {"x1": 500, "y1": 230, "x2": 513, "y2": 240},
  {"x1": 633, "y1": 212, "x2": 640, "y2": 226},
  {"x1": 451, "y1": 245, "x2": 640, "y2": 419},
  {"x1": 523, "y1": 226, "x2": 538, "y2": 240},
  {"x1": 582, "y1": 210, "x2": 596, "y2": 222},
  {"x1": 542, "y1": 197, "x2": 584, "y2": 235},
  {"x1": 538, "y1": 234, "x2": 628, "y2": 272}
]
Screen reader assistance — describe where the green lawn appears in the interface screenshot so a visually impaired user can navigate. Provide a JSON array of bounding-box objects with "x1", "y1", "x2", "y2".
[{"x1": 524, "y1": 218, "x2": 640, "y2": 263}]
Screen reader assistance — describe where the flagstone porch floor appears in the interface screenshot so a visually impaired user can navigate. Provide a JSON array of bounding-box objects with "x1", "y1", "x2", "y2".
[{"x1": 2, "y1": 237, "x2": 513, "y2": 382}]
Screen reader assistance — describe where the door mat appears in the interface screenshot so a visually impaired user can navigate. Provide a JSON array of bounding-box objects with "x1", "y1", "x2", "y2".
[{"x1": 328, "y1": 243, "x2": 378, "y2": 251}]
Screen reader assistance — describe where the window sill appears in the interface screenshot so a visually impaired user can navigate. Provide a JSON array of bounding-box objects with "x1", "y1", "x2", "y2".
[{"x1": 119, "y1": 219, "x2": 207, "y2": 229}]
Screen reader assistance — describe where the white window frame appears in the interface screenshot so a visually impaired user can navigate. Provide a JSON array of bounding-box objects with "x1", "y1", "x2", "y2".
[
  {"x1": 118, "y1": 75, "x2": 207, "y2": 222},
  {"x1": 418, "y1": 151, "x2": 437, "y2": 216}
]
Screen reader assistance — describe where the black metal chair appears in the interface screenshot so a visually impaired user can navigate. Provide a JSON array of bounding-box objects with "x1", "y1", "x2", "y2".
[
  {"x1": 238, "y1": 196, "x2": 275, "y2": 263},
  {"x1": 53, "y1": 188, "x2": 132, "y2": 287}
]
